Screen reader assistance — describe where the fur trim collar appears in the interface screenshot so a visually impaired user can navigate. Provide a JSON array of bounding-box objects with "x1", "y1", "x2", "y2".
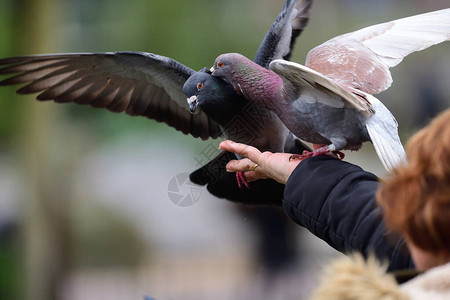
[
  {"x1": 401, "y1": 262, "x2": 450, "y2": 300},
  {"x1": 309, "y1": 254, "x2": 450, "y2": 300},
  {"x1": 309, "y1": 254, "x2": 408, "y2": 300}
]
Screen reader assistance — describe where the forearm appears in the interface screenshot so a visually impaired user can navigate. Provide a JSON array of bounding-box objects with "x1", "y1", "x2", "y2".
[{"x1": 282, "y1": 156, "x2": 413, "y2": 271}]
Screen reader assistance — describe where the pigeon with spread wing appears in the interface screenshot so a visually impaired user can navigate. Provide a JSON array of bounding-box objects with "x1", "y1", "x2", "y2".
[
  {"x1": 211, "y1": 8, "x2": 450, "y2": 173},
  {"x1": 0, "y1": 0, "x2": 313, "y2": 201}
]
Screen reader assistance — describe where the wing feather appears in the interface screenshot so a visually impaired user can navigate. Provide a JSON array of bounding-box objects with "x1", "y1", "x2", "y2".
[
  {"x1": 270, "y1": 59, "x2": 374, "y2": 117},
  {"x1": 254, "y1": 0, "x2": 313, "y2": 67},
  {"x1": 305, "y1": 8, "x2": 450, "y2": 94},
  {"x1": 351, "y1": 9, "x2": 450, "y2": 68},
  {"x1": 0, "y1": 52, "x2": 222, "y2": 140}
]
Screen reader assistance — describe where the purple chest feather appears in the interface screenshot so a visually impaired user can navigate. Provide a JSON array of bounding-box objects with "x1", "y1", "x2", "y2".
[{"x1": 231, "y1": 65, "x2": 283, "y2": 105}]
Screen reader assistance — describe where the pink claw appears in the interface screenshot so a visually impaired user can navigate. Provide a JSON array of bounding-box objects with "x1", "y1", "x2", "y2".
[
  {"x1": 289, "y1": 147, "x2": 345, "y2": 161},
  {"x1": 236, "y1": 171, "x2": 250, "y2": 189},
  {"x1": 289, "y1": 150, "x2": 313, "y2": 161},
  {"x1": 332, "y1": 151, "x2": 345, "y2": 160}
]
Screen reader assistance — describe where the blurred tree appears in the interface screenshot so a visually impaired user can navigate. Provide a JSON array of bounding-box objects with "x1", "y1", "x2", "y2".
[
  {"x1": 11, "y1": 0, "x2": 72, "y2": 300},
  {"x1": 0, "y1": 221, "x2": 19, "y2": 300},
  {"x1": 0, "y1": 1, "x2": 22, "y2": 144}
]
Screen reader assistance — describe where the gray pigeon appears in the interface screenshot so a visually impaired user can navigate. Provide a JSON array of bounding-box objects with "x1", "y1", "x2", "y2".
[
  {"x1": 183, "y1": 69, "x2": 306, "y2": 189},
  {"x1": 0, "y1": 0, "x2": 312, "y2": 193},
  {"x1": 211, "y1": 8, "x2": 450, "y2": 173}
]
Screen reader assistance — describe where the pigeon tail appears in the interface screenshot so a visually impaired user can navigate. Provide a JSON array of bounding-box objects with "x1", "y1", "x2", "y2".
[{"x1": 364, "y1": 94, "x2": 407, "y2": 173}]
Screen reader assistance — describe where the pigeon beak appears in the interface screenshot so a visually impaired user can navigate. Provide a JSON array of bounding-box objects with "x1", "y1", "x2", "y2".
[
  {"x1": 187, "y1": 96, "x2": 199, "y2": 114},
  {"x1": 210, "y1": 66, "x2": 216, "y2": 74}
]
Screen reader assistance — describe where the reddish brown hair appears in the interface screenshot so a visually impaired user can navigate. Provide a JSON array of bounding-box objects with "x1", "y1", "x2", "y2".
[{"x1": 377, "y1": 109, "x2": 450, "y2": 254}]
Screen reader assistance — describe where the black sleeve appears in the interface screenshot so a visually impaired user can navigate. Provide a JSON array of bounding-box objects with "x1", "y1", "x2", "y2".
[{"x1": 282, "y1": 155, "x2": 414, "y2": 271}]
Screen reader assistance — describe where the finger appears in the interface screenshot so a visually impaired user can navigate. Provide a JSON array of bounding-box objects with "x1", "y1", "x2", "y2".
[
  {"x1": 226, "y1": 158, "x2": 269, "y2": 182},
  {"x1": 219, "y1": 140, "x2": 262, "y2": 163},
  {"x1": 244, "y1": 171, "x2": 269, "y2": 182},
  {"x1": 226, "y1": 158, "x2": 256, "y2": 172}
]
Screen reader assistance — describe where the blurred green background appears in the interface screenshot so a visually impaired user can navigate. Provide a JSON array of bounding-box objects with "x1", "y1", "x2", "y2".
[{"x1": 0, "y1": 0, "x2": 449, "y2": 299}]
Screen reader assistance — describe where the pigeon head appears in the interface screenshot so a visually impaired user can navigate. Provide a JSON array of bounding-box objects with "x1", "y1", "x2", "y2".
[
  {"x1": 210, "y1": 53, "x2": 253, "y2": 80},
  {"x1": 183, "y1": 70, "x2": 246, "y2": 126},
  {"x1": 183, "y1": 71, "x2": 212, "y2": 114},
  {"x1": 211, "y1": 53, "x2": 284, "y2": 106}
]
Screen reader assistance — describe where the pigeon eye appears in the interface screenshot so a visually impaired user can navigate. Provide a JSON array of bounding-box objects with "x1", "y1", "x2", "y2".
[
  {"x1": 217, "y1": 61, "x2": 224, "y2": 68},
  {"x1": 197, "y1": 82, "x2": 203, "y2": 90}
]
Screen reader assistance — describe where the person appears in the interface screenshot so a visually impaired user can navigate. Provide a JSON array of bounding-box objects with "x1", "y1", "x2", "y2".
[
  {"x1": 218, "y1": 109, "x2": 450, "y2": 272},
  {"x1": 308, "y1": 109, "x2": 450, "y2": 299},
  {"x1": 377, "y1": 111, "x2": 450, "y2": 271}
]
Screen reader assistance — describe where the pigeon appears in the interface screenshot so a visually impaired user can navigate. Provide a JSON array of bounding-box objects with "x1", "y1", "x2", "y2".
[
  {"x1": 211, "y1": 8, "x2": 450, "y2": 173},
  {"x1": 0, "y1": 0, "x2": 312, "y2": 196},
  {"x1": 183, "y1": 69, "x2": 291, "y2": 150},
  {"x1": 183, "y1": 0, "x2": 314, "y2": 189}
]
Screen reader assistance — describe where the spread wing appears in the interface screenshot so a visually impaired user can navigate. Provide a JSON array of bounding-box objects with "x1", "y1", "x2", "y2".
[
  {"x1": 270, "y1": 59, "x2": 374, "y2": 117},
  {"x1": 254, "y1": 0, "x2": 313, "y2": 68},
  {"x1": 0, "y1": 51, "x2": 222, "y2": 140},
  {"x1": 305, "y1": 8, "x2": 450, "y2": 94}
]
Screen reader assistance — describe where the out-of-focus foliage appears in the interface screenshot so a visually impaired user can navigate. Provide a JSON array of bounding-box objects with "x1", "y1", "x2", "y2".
[{"x1": 0, "y1": 1, "x2": 23, "y2": 143}]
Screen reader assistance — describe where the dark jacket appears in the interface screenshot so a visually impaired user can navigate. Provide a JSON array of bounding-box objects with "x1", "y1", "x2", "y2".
[{"x1": 282, "y1": 156, "x2": 414, "y2": 272}]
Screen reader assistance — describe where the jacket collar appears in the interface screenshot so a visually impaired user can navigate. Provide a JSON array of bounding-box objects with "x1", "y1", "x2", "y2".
[{"x1": 401, "y1": 262, "x2": 450, "y2": 300}]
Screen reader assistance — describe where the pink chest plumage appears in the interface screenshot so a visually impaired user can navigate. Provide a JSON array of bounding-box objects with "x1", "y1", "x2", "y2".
[{"x1": 231, "y1": 64, "x2": 283, "y2": 106}]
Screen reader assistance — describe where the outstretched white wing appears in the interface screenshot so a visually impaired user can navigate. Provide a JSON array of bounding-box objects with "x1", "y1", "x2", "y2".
[{"x1": 305, "y1": 8, "x2": 450, "y2": 94}]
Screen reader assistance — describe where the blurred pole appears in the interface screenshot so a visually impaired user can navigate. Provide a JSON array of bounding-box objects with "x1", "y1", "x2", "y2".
[{"x1": 13, "y1": 0, "x2": 71, "y2": 300}]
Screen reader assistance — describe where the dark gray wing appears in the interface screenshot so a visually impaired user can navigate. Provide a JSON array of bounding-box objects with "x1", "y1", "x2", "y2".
[
  {"x1": 0, "y1": 51, "x2": 222, "y2": 140},
  {"x1": 254, "y1": 0, "x2": 313, "y2": 67}
]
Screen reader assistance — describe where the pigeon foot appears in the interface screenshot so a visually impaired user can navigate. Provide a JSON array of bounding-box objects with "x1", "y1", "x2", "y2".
[
  {"x1": 236, "y1": 172, "x2": 250, "y2": 189},
  {"x1": 289, "y1": 147, "x2": 345, "y2": 161}
]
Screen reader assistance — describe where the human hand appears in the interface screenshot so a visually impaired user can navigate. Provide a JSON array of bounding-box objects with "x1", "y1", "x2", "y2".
[{"x1": 218, "y1": 140, "x2": 302, "y2": 184}]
